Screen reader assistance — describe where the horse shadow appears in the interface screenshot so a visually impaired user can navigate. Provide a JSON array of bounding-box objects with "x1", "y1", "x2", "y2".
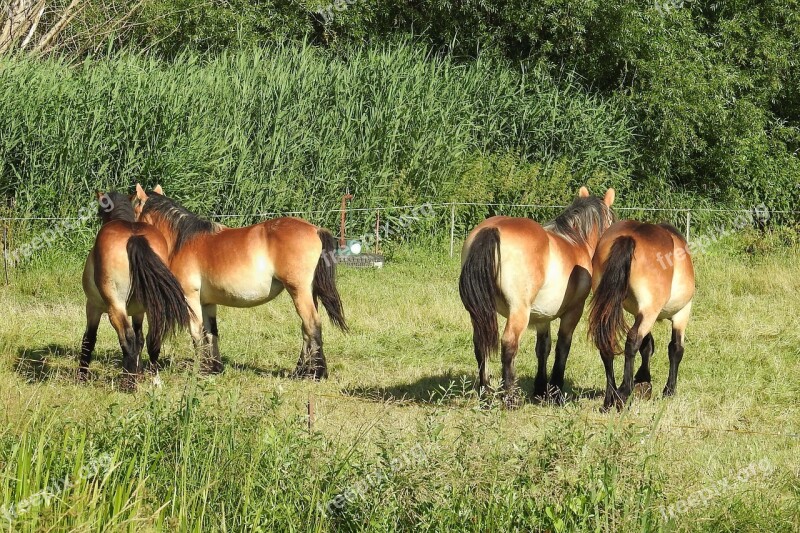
[
  {"x1": 342, "y1": 373, "x2": 604, "y2": 406},
  {"x1": 14, "y1": 344, "x2": 120, "y2": 384},
  {"x1": 342, "y1": 372, "x2": 475, "y2": 405},
  {"x1": 227, "y1": 360, "x2": 289, "y2": 378}
]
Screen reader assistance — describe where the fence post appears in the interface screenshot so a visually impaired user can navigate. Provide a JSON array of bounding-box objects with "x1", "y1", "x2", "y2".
[
  {"x1": 375, "y1": 209, "x2": 380, "y2": 254},
  {"x1": 685, "y1": 210, "x2": 691, "y2": 243},
  {"x1": 449, "y1": 204, "x2": 456, "y2": 258},
  {"x1": 2, "y1": 225, "x2": 8, "y2": 285}
]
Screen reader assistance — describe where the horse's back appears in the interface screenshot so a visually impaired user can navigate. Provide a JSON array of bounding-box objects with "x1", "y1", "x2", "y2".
[
  {"x1": 595, "y1": 220, "x2": 694, "y2": 317},
  {"x1": 84, "y1": 221, "x2": 169, "y2": 311},
  {"x1": 463, "y1": 216, "x2": 588, "y2": 320},
  {"x1": 178, "y1": 217, "x2": 323, "y2": 306}
]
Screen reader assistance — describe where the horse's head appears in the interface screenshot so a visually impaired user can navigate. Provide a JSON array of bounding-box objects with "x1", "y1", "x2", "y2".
[
  {"x1": 95, "y1": 191, "x2": 135, "y2": 224},
  {"x1": 132, "y1": 183, "x2": 164, "y2": 222},
  {"x1": 577, "y1": 186, "x2": 616, "y2": 233},
  {"x1": 544, "y1": 186, "x2": 617, "y2": 252}
]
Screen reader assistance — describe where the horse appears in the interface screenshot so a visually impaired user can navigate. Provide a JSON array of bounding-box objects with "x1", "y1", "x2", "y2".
[
  {"x1": 132, "y1": 184, "x2": 347, "y2": 379},
  {"x1": 459, "y1": 187, "x2": 616, "y2": 406},
  {"x1": 588, "y1": 220, "x2": 695, "y2": 411},
  {"x1": 80, "y1": 191, "x2": 192, "y2": 390}
]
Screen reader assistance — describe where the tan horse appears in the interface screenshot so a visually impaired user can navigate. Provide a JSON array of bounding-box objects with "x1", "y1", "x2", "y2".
[
  {"x1": 133, "y1": 184, "x2": 347, "y2": 379},
  {"x1": 588, "y1": 220, "x2": 695, "y2": 410},
  {"x1": 459, "y1": 187, "x2": 616, "y2": 405},
  {"x1": 80, "y1": 192, "x2": 192, "y2": 390}
]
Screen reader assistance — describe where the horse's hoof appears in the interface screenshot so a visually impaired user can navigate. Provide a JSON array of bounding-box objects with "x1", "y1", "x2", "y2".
[
  {"x1": 542, "y1": 385, "x2": 565, "y2": 406},
  {"x1": 633, "y1": 382, "x2": 653, "y2": 400},
  {"x1": 502, "y1": 393, "x2": 523, "y2": 410},
  {"x1": 201, "y1": 360, "x2": 224, "y2": 375},
  {"x1": 662, "y1": 386, "x2": 676, "y2": 397},
  {"x1": 118, "y1": 374, "x2": 138, "y2": 393},
  {"x1": 77, "y1": 368, "x2": 90, "y2": 383}
]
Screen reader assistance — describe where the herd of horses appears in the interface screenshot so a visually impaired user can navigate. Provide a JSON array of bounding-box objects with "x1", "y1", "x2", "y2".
[{"x1": 80, "y1": 184, "x2": 695, "y2": 410}]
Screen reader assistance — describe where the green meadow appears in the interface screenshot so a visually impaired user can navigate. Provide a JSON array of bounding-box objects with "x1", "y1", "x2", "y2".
[{"x1": 1, "y1": 238, "x2": 798, "y2": 531}]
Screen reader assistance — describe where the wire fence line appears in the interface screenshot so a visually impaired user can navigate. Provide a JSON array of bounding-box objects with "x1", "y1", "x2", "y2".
[
  {"x1": 0, "y1": 202, "x2": 793, "y2": 265},
  {"x1": 1, "y1": 202, "x2": 798, "y2": 222}
]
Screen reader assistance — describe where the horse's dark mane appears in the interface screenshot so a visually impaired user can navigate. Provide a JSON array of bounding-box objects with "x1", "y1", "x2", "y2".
[
  {"x1": 544, "y1": 196, "x2": 615, "y2": 245},
  {"x1": 98, "y1": 192, "x2": 136, "y2": 224},
  {"x1": 141, "y1": 193, "x2": 221, "y2": 253}
]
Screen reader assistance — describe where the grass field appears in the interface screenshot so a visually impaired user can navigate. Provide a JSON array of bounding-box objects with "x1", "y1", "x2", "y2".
[{"x1": 0, "y1": 241, "x2": 798, "y2": 531}]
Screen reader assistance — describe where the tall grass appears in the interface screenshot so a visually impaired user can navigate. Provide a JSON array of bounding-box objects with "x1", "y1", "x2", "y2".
[
  {"x1": 0, "y1": 381, "x2": 667, "y2": 532},
  {"x1": 0, "y1": 43, "x2": 632, "y2": 231}
]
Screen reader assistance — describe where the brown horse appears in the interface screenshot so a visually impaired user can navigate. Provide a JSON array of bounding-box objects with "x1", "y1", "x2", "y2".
[
  {"x1": 459, "y1": 187, "x2": 616, "y2": 406},
  {"x1": 588, "y1": 220, "x2": 695, "y2": 410},
  {"x1": 132, "y1": 184, "x2": 347, "y2": 379},
  {"x1": 80, "y1": 192, "x2": 192, "y2": 390}
]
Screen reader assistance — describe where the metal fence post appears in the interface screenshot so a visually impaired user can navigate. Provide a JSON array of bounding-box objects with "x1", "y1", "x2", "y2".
[
  {"x1": 449, "y1": 204, "x2": 456, "y2": 258},
  {"x1": 685, "y1": 210, "x2": 691, "y2": 243},
  {"x1": 2, "y1": 225, "x2": 8, "y2": 285}
]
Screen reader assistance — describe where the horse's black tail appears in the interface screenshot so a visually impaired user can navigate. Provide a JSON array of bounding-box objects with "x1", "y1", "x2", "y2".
[
  {"x1": 589, "y1": 236, "x2": 636, "y2": 356},
  {"x1": 127, "y1": 236, "x2": 192, "y2": 348},
  {"x1": 459, "y1": 227, "x2": 501, "y2": 365},
  {"x1": 313, "y1": 229, "x2": 348, "y2": 332}
]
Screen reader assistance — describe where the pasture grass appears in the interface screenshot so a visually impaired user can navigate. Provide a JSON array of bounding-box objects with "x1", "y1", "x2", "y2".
[{"x1": 0, "y1": 240, "x2": 798, "y2": 531}]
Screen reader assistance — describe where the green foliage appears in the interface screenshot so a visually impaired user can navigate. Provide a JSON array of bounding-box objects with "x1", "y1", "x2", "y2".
[
  {"x1": 0, "y1": 43, "x2": 632, "y2": 239},
  {"x1": 54, "y1": 0, "x2": 800, "y2": 216}
]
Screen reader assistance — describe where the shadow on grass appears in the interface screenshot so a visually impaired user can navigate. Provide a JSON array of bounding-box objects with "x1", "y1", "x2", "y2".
[
  {"x1": 227, "y1": 361, "x2": 290, "y2": 378},
  {"x1": 342, "y1": 372, "x2": 474, "y2": 406},
  {"x1": 342, "y1": 372, "x2": 604, "y2": 406},
  {"x1": 14, "y1": 344, "x2": 119, "y2": 384}
]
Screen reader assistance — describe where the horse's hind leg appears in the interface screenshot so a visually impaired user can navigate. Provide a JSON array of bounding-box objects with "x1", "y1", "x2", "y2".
[
  {"x1": 600, "y1": 349, "x2": 617, "y2": 412},
  {"x1": 202, "y1": 304, "x2": 223, "y2": 373},
  {"x1": 185, "y1": 293, "x2": 218, "y2": 375},
  {"x1": 500, "y1": 307, "x2": 530, "y2": 408},
  {"x1": 635, "y1": 333, "x2": 654, "y2": 384},
  {"x1": 664, "y1": 303, "x2": 691, "y2": 397},
  {"x1": 633, "y1": 332, "x2": 655, "y2": 400},
  {"x1": 144, "y1": 310, "x2": 164, "y2": 371},
  {"x1": 109, "y1": 307, "x2": 139, "y2": 391},
  {"x1": 78, "y1": 304, "x2": 103, "y2": 380},
  {"x1": 531, "y1": 324, "x2": 551, "y2": 399},
  {"x1": 548, "y1": 306, "x2": 583, "y2": 405},
  {"x1": 618, "y1": 313, "x2": 657, "y2": 406},
  {"x1": 289, "y1": 286, "x2": 326, "y2": 380},
  {"x1": 132, "y1": 313, "x2": 145, "y2": 360}
]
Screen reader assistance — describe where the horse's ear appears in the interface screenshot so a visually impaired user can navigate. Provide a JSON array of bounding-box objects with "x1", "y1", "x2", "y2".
[
  {"x1": 604, "y1": 188, "x2": 616, "y2": 207},
  {"x1": 153, "y1": 184, "x2": 163, "y2": 195},
  {"x1": 135, "y1": 183, "x2": 148, "y2": 201},
  {"x1": 578, "y1": 186, "x2": 590, "y2": 198}
]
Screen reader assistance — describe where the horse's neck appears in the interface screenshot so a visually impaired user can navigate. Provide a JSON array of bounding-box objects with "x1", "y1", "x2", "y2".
[
  {"x1": 582, "y1": 228, "x2": 604, "y2": 257},
  {"x1": 151, "y1": 219, "x2": 179, "y2": 255}
]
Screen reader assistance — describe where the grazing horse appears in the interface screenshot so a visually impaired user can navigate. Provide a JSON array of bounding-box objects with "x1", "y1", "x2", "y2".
[
  {"x1": 81, "y1": 192, "x2": 192, "y2": 390},
  {"x1": 588, "y1": 220, "x2": 695, "y2": 411},
  {"x1": 459, "y1": 187, "x2": 616, "y2": 406},
  {"x1": 132, "y1": 184, "x2": 347, "y2": 379}
]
